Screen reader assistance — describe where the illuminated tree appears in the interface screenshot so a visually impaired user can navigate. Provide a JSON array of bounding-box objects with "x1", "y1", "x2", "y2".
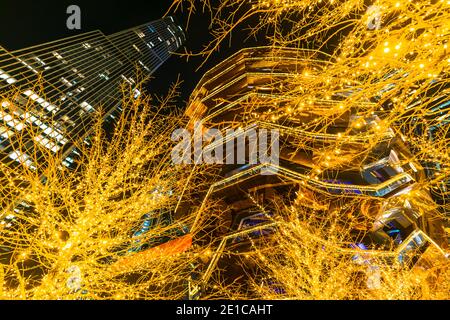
[
  {"x1": 170, "y1": 0, "x2": 450, "y2": 300},
  {"x1": 0, "y1": 80, "x2": 204, "y2": 300}
]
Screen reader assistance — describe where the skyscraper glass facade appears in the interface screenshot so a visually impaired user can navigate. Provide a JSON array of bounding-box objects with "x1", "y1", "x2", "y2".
[{"x1": 0, "y1": 16, "x2": 185, "y2": 171}]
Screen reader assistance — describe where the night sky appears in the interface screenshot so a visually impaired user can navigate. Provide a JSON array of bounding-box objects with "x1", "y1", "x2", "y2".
[{"x1": 0, "y1": 0, "x2": 259, "y2": 106}]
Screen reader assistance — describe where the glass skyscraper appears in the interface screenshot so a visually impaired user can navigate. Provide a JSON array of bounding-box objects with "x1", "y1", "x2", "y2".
[{"x1": 0, "y1": 16, "x2": 185, "y2": 171}]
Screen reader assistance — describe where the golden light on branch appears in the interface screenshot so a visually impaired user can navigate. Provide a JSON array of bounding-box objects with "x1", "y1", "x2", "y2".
[
  {"x1": 246, "y1": 207, "x2": 450, "y2": 300},
  {"x1": 170, "y1": 0, "x2": 450, "y2": 300},
  {"x1": 0, "y1": 80, "x2": 205, "y2": 300}
]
